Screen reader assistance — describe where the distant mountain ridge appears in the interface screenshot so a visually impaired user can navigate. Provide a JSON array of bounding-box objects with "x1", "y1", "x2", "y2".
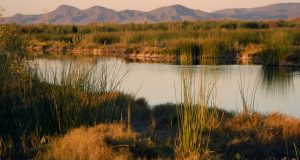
[
  {"x1": 212, "y1": 3, "x2": 300, "y2": 20},
  {"x1": 4, "y1": 3, "x2": 300, "y2": 24}
]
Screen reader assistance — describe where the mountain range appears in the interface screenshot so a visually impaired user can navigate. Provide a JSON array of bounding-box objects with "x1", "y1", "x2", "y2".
[{"x1": 4, "y1": 3, "x2": 300, "y2": 24}]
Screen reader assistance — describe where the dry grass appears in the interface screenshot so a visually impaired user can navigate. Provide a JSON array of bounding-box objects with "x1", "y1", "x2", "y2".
[
  {"x1": 38, "y1": 111, "x2": 300, "y2": 160},
  {"x1": 220, "y1": 112, "x2": 300, "y2": 159},
  {"x1": 43, "y1": 123, "x2": 136, "y2": 160},
  {"x1": 263, "y1": 112, "x2": 300, "y2": 139},
  {"x1": 225, "y1": 112, "x2": 300, "y2": 141},
  {"x1": 225, "y1": 112, "x2": 262, "y2": 132},
  {"x1": 239, "y1": 43, "x2": 263, "y2": 60}
]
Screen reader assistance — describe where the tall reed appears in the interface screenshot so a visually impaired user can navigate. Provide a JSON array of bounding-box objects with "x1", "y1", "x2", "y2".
[
  {"x1": 176, "y1": 68, "x2": 219, "y2": 158},
  {"x1": 260, "y1": 30, "x2": 292, "y2": 65},
  {"x1": 237, "y1": 66, "x2": 261, "y2": 115},
  {"x1": 35, "y1": 58, "x2": 132, "y2": 127}
]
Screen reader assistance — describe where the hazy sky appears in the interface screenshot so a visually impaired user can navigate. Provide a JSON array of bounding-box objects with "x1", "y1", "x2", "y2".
[{"x1": 1, "y1": 0, "x2": 300, "y2": 17}]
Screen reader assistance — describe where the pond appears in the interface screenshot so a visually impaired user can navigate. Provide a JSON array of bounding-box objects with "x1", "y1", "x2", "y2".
[{"x1": 30, "y1": 57, "x2": 300, "y2": 117}]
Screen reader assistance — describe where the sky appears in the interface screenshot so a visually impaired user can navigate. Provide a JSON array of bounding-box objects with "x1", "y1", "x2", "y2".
[{"x1": 1, "y1": 0, "x2": 300, "y2": 17}]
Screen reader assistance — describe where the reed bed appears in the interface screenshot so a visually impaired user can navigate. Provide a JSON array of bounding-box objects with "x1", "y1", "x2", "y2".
[{"x1": 4, "y1": 20, "x2": 298, "y2": 65}]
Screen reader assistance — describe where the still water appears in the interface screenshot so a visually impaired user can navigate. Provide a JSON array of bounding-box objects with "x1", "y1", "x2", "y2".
[{"x1": 30, "y1": 57, "x2": 300, "y2": 117}]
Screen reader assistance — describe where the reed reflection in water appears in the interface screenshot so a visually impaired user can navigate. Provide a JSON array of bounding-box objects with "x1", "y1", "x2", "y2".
[{"x1": 29, "y1": 57, "x2": 300, "y2": 117}]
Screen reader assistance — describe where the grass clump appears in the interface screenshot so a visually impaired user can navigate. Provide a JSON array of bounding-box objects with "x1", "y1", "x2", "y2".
[
  {"x1": 201, "y1": 36, "x2": 237, "y2": 58},
  {"x1": 176, "y1": 69, "x2": 219, "y2": 158},
  {"x1": 92, "y1": 33, "x2": 120, "y2": 45},
  {"x1": 43, "y1": 124, "x2": 136, "y2": 160},
  {"x1": 221, "y1": 112, "x2": 300, "y2": 159},
  {"x1": 260, "y1": 30, "x2": 292, "y2": 65}
]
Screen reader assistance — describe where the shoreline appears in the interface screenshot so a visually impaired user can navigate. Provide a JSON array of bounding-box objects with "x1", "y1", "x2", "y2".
[
  {"x1": 27, "y1": 44, "x2": 300, "y2": 67},
  {"x1": 2, "y1": 53, "x2": 300, "y2": 159}
]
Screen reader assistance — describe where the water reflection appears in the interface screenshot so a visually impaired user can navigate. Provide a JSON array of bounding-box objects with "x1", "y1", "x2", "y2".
[
  {"x1": 28, "y1": 57, "x2": 300, "y2": 117},
  {"x1": 261, "y1": 67, "x2": 298, "y2": 96},
  {"x1": 125, "y1": 57, "x2": 245, "y2": 66}
]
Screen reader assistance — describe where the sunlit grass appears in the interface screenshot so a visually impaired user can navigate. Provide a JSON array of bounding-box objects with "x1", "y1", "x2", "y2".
[{"x1": 176, "y1": 68, "x2": 219, "y2": 158}]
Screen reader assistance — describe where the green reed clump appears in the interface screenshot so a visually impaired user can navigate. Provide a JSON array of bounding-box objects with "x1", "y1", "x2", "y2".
[
  {"x1": 275, "y1": 20, "x2": 296, "y2": 28},
  {"x1": 290, "y1": 30, "x2": 300, "y2": 45},
  {"x1": 92, "y1": 33, "x2": 120, "y2": 45},
  {"x1": 240, "y1": 21, "x2": 270, "y2": 29},
  {"x1": 126, "y1": 32, "x2": 147, "y2": 44},
  {"x1": 175, "y1": 40, "x2": 202, "y2": 62},
  {"x1": 201, "y1": 36, "x2": 237, "y2": 58},
  {"x1": 220, "y1": 22, "x2": 238, "y2": 30},
  {"x1": 20, "y1": 24, "x2": 79, "y2": 34},
  {"x1": 234, "y1": 30, "x2": 266, "y2": 46},
  {"x1": 35, "y1": 34, "x2": 74, "y2": 43},
  {"x1": 176, "y1": 69, "x2": 219, "y2": 158},
  {"x1": 260, "y1": 30, "x2": 293, "y2": 65}
]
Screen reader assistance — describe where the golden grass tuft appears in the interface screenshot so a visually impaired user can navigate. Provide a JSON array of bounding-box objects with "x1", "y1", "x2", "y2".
[
  {"x1": 263, "y1": 112, "x2": 300, "y2": 138},
  {"x1": 225, "y1": 112, "x2": 262, "y2": 132},
  {"x1": 225, "y1": 112, "x2": 300, "y2": 145},
  {"x1": 43, "y1": 123, "x2": 136, "y2": 160},
  {"x1": 239, "y1": 43, "x2": 263, "y2": 60}
]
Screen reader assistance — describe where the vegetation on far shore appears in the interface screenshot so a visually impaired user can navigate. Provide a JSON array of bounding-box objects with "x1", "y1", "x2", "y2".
[
  {"x1": 4, "y1": 20, "x2": 300, "y2": 65},
  {"x1": 1, "y1": 19, "x2": 300, "y2": 159}
]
